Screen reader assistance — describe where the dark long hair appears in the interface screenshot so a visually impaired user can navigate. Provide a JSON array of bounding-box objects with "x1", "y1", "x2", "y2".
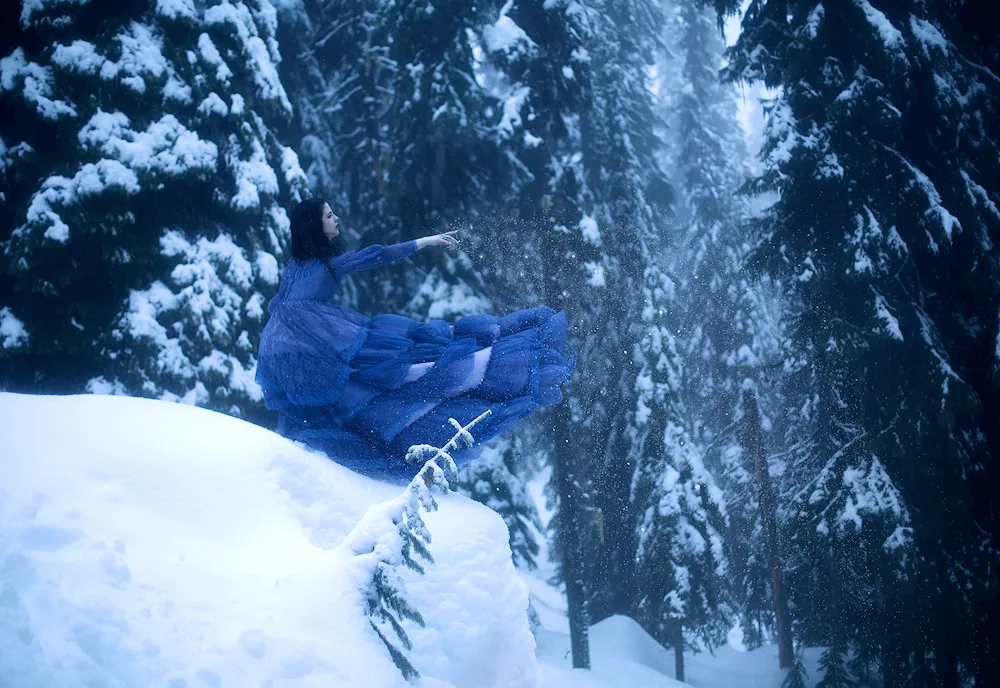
[{"x1": 289, "y1": 198, "x2": 346, "y2": 261}]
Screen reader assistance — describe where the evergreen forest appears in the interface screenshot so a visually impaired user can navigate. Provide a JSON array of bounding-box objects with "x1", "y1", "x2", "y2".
[{"x1": 2, "y1": 0, "x2": 998, "y2": 685}]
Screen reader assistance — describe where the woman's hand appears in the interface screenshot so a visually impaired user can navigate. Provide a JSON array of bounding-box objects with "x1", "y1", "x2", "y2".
[{"x1": 416, "y1": 230, "x2": 459, "y2": 250}]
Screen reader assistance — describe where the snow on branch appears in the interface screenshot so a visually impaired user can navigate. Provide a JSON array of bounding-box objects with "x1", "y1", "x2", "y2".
[
  {"x1": 20, "y1": 0, "x2": 90, "y2": 28},
  {"x1": 0, "y1": 307, "x2": 30, "y2": 351},
  {"x1": 879, "y1": 144, "x2": 962, "y2": 244},
  {"x1": 854, "y1": 0, "x2": 906, "y2": 63},
  {"x1": 404, "y1": 409, "x2": 493, "y2": 486},
  {"x1": 0, "y1": 48, "x2": 77, "y2": 119},
  {"x1": 482, "y1": 0, "x2": 536, "y2": 57},
  {"x1": 338, "y1": 410, "x2": 492, "y2": 680}
]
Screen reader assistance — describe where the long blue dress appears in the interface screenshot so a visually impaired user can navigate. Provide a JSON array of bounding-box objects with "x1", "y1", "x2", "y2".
[{"x1": 255, "y1": 241, "x2": 575, "y2": 480}]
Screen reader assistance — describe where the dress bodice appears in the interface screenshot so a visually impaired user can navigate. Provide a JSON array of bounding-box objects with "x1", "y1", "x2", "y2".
[{"x1": 269, "y1": 241, "x2": 418, "y2": 311}]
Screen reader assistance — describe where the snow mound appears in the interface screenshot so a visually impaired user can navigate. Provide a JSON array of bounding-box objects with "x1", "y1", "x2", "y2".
[
  {"x1": 589, "y1": 616, "x2": 677, "y2": 676},
  {"x1": 522, "y1": 469, "x2": 824, "y2": 688},
  {"x1": 534, "y1": 615, "x2": 687, "y2": 688},
  {"x1": 535, "y1": 613, "x2": 823, "y2": 688},
  {"x1": 0, "y1": 393, "x2": 535, "y2": 687}
]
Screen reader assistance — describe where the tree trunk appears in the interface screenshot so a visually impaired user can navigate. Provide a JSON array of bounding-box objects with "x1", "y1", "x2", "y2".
[
  {"x1": 431, "y1": 140, "x2": 446, "y2": 207},
  {"x1": 742, "y1": 389, "x2": 794, "y2": 668},
  {"x1": 553, "y1": 402, "x2": 591, "y2": 669},
  {"x1": 537, "y1": 202, "x2": 592, "y2": 670},
  {"x1": 878, "y1": 570, "x2": 906, "y2": 688},
  {"x1": 971, "y1": 350, "x2": 1000, "y2": 686},
  {"x1": 674, "y1": 622, "x2": 685, "y2": 682}
]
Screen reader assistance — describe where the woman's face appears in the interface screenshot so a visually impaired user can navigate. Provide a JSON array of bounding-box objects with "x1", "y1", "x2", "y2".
[{"x1": 321, "y1": 203, "x2": 340, "y2": 239}]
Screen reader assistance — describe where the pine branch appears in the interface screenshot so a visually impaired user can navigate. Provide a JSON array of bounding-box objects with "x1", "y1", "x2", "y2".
[
  {"x1": 405, "y1": 409, "x2": 493, "y2": 488},
  {"x1": 368, "y1": 621, "x2": 420, "y2": 681},
  {"x1": 341, "y1": 411, "x2": 492, "y2": 680}
]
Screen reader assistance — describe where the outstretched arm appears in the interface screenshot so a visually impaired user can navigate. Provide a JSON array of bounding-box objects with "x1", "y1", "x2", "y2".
[
  {"x1": 333, "y1": 231, "x2": 459, "y2": 277},
  {"x1": 414, "y1": 230, "x2": 459, "y2": 250}
]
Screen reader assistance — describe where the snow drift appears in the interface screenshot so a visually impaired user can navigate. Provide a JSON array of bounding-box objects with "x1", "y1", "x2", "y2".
[{"x1": 0, "y1": 393, "x2": 535, "y2": 687}]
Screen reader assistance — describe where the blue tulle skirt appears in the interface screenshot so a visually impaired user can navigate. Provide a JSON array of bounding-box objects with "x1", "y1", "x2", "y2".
[{"x1": 256, "y1": 300, "x2": 575, "y2": 480}]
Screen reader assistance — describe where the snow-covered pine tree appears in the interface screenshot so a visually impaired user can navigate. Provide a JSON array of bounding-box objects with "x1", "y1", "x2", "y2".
[
  {"x1": 485, "y1": 0, "x2": 674, "y2": 656},
  {"x1": 477, "y1": 0, "x2": 606, "y2": 668},
  {"x1": 714, "y1": 0, "x2": 1000, "y2": 682},
  {"x1": 736, "y1": 384, "x2": 794, "y2": 667},
  {"x1": 816, "y1": 645, "x2": 854, "y2": 688},
  {"x1": 474, "y1": 0, "x2": 675, "y2": 664},
  {"x1": 276, "y1": 0, "x2": 391, "y2": 245},
  {"x1": 662, "y1": 0, "x2": 757, "y2": 446},
  {"x1": 628, "y1": 250, "x2": 730, "y2": 682},
  {"x1": 456, "y1": 436, "x2": 542, "y2": 570},
  {"x1": 1, "y1": 0, "x2": 307, "y2": 421},
  {"x1": 383, "y1": 0, "x2": 518, "y2": 231},
  {"x1": 462, "y1": 0, "x2": 604, "y2": 667},
  {"x1": 619, "y1": 6, "x2": 754, "y2": 662},
  {"x1": 654, "y1": 0, "x2": 794, "y2": 654},
  {"x1": 572, "y1": 0, "x2": 673, "y2": 626},
  {"x1": 781, "y1": 654, "x2": 809, "y2": 688},
  {"x1": 715, "y1": 272, "x2": 796, "y2": 656},
  {"x1": 344, "y1": 411, "x2": 492, "y2": 680}
]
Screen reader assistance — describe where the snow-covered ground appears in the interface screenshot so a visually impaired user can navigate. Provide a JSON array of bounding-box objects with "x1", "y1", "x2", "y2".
[
  {"x1": 1, "y1": 392, "x2": 820, "y2": 687},
  {"x1": 0, "y1": 393, "x2": 533, "y2": 688},
  {"x1": 522, "y1": 471, "x2": 824, "y2": 688}
]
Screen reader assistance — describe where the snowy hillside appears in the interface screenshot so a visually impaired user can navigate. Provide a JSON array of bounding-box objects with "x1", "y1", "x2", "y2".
[
  {"x1": 0, "y1": 392, "x2": 825, "y2": 688},
  {"x1": 0, "y1": 393, "x2": 534, "y2": 688}
]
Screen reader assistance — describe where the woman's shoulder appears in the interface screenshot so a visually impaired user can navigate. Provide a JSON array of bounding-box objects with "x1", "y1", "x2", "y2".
[
  {"x1": 288, "y1": 255, "x2": 341, "y2": 282},
  {"x1": 288, "y1": 257, "x2": 320, "y2": 270},
  {"x1": 285, "y1": 254, "x2": 343, "y2": 275}
]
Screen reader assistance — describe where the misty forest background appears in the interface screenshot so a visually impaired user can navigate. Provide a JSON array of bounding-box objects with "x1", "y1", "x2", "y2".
[{"x1": 1, "y1": 0, "x2": 998, "y2": 686}]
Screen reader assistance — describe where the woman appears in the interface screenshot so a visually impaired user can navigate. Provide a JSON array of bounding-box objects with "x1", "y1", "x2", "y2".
[{"x1": 256, "y1": 198, "x2": 575, "y2": 480}]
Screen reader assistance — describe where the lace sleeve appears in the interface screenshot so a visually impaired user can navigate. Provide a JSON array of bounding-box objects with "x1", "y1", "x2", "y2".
[{"x1": 333, "y1": 241, "x2": 419, "y2": 277}]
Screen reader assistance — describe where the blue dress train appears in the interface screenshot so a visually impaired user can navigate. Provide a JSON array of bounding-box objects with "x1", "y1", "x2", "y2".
[{"x1": 255, "y1": 241, "x2": 575, "y2": 480}]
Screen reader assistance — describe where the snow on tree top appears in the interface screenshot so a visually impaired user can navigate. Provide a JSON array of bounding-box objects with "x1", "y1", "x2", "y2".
[
  {"x1": 806, "y1": 4, "x2": 824, "y2": 40},
  {"x1": 873, "y1": 292, "x2": 904, "y2": 341}
]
